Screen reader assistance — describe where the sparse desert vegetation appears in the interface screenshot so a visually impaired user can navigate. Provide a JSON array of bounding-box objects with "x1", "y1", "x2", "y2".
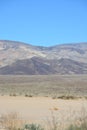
[
  {"x1": 0, "y1": 96, "x2": 87, "y2": 129},
  {"x1": 0, "y1": 112, "x2": 24, "y2": 130},
  {"x1": 0, "y1": 75, "x2": 87, "y2": 97},
  {"x1": 0, "y1": 109, "x2": 87, "y2": 130},
  {"x1": 0, "y1": 75, "x2": 87, "y2": 130}
]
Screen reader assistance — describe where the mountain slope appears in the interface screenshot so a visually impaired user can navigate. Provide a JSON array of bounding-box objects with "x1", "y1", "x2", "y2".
[
  {"x1": 0, "y1": 40, "x2": 87, "y2": 75},
  {"x1": 0, "y1": 57, "x2": 57, "y2": 75}
]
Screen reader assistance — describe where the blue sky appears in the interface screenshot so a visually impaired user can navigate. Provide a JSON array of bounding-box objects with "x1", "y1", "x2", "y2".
[{"x1": 0, "y1": 0, "x2": 87, "y2": 46}]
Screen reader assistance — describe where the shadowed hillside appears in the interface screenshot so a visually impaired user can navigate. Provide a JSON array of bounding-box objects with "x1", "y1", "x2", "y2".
[{"x1": 0, "y1": 40, "x2": 87, "y2": 74}]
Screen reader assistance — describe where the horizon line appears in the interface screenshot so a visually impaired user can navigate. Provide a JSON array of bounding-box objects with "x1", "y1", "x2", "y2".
[{"x1": 0, "y1": 39, "x2": 87, "y2": 47}]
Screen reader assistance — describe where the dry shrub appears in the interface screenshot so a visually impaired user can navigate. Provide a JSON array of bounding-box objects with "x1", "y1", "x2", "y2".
[
  {"x1": 24, "y1": 124, "x2": 44, "y2": 130},
  {"x1": 45, "y1": 104, "x2": 87, "y2": 130},
  {"x1": 58, "y1": 95, "x2": 77, "y2": 100},
  {"x1": 45, "y1": 111, "x2": 63, "y2": 130}
]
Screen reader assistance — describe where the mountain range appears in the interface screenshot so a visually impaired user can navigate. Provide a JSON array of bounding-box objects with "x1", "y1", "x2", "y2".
[{"x1": 0, "y1": 40, "x2": 87, "y2": 75}]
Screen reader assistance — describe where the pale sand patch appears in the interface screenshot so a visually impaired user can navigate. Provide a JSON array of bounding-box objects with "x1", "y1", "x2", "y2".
[{"x1": 0, "y1": 96, "x2": 87, "y2": 125}]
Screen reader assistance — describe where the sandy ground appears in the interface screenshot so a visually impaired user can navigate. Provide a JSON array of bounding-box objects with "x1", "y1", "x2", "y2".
[{"x1": 0, "y1": 96, "x2": 87, "y2": 125}]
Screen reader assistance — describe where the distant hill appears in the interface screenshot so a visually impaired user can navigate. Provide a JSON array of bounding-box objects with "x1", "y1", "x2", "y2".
[{"x1": 0, "y1": 40, "x2": 87, "y2": 75}]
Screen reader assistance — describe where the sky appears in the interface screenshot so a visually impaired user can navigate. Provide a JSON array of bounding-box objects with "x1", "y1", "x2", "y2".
[{"x1": 0, "y1": 0, "x2": 87, "y2": 46}]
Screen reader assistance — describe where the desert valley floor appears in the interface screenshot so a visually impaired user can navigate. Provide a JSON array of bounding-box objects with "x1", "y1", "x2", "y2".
[
  {"x1": 0, "y1": 96, "x2": 87, "y2": 125},
  {"x1": 0, "y1": 75, "x2": 87, "y2": 128}
]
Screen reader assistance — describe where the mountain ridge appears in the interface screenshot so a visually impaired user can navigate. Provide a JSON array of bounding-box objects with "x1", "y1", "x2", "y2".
[{"x1": 0, "y1": 40, "x2": 87, "y2": 75}]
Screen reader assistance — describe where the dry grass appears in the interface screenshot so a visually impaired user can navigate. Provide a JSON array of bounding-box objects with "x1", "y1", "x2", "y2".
[
  {"x1": 0, "y1": 112, "x2": 24, "y2": 130},
  {"x1": 45, "y1": 106, "x2": 87, "y2": 130},
  {"x1": 0, "y1": 108, "x2": 87, "y2": 130}
]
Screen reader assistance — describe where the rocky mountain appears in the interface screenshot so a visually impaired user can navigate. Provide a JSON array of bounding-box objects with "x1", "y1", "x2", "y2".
[{"x1": 0, "y1": 40, "x2": 87, "y2": 75}]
